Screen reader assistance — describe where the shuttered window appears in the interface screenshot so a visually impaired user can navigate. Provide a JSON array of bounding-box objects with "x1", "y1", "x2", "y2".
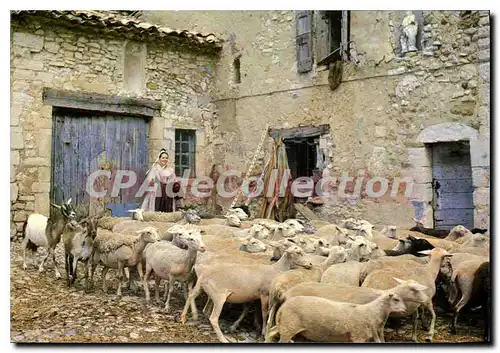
[
  {"x1": 175, "y1": 129, "x2": 196, "y2": 178},
  {"x1": 296, "y1": 11, "x2": 313, "y2": 73}
]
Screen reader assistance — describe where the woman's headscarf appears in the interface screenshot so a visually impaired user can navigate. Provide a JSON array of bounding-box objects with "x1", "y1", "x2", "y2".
[{"x1": 147, "y1": 148, "x2": 169, "y2": 174}]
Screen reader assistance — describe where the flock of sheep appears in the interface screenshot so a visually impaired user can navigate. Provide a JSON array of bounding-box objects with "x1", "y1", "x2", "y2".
[{"x1": 20, "y1": 198, "x2": 491, "y2": 343}]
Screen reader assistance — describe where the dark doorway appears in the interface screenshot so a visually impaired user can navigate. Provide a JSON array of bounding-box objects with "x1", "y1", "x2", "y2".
[{"x1": 284, "y1": 136, "x2": 317, "y2": 179}]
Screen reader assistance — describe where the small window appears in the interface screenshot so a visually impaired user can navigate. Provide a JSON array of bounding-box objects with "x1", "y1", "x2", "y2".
[
  {"x1": 175, "y1": 129, "x2": 196, "y2": 178},
  {"x1": 233, "y1": 57, "x2": 241, "y2": 84},
  {"x1": 316, "y1": 11, "x2": 350, "y2": 66}
]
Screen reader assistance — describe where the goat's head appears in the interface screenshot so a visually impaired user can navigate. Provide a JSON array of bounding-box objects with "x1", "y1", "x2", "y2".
[
  {"x1": 51, "y1": 198, "x2": 77, "y2": 220},
  {"x1": 406, "y1": 235, "x2": 435, "y2": 253}
]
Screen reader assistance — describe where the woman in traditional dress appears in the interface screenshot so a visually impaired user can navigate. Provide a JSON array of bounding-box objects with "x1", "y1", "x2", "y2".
[{"x1": 141, "y1": 148, "x2": 178, "y2": 212}]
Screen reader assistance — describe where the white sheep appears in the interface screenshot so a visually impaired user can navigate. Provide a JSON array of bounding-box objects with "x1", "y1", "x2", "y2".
[
  {"x1": 143, "y1": 224, "x2": 206, "y2": 312},
  {"x1": 22, "y1": 198, "x2": 77, "y2": 279},
  {"x1": 267, "y1": 292, "x2": 406, "y2": 342},
  {"x1": 180, "y1": 245, "x2": 313, "y2": 342},
  {"x1": 90, "y1": 227, "x2": 160, "y2": 296}
]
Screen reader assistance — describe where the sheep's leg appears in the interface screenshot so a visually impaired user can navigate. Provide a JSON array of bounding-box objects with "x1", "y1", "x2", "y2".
[
  {"x1": 162, "y1": 281, "x2": 169, "y2": 302},
  {"x1": 143, "y1": 264, "x2": 153, "y2": 302},
  {"x1": 207, "y1": 292, "x2": 232, "y2": 343},
  {"x1": 451, "y1": 296, "x2": 468, "y2": 335},
  {"x1": 22, "y1": 237, "x2": 29, "y2": 270},
  {"x1": 265, "y1": 304, "x2": 277, "y2": 341},
  {"x1": 164, "y1": 278, "x2": 175, "y2": 312},
  {"x1": 203, "y1": 298, "x2": 213, "y2": 316},
  {"x1": 101, "y1": 266, "x2": 109, "y2": 294},
  {"x1": 265, "y1": 325, "x2": 279, "y2": 343},
  {"x1": 186, "y1": 281, "x2": 197, "y2": 317},
  {"x1": 260, "y1": 294, "x2": 270, "y2": 337},
  {"x1": 411, "y1": 310, "x2": 419, "y2": 342},
  {"x1": 181, "y1": 277, "x2": 202, "y2": 323},
  {"x1": 116, "y1": 262, "x2": 124, "y2": 297},
  {"x1": 90, "y1": 261, "x2": 98, "y2": 289},
  {"x1": 155, "y1": 277, "x2": 162, "y2": 304},
  {"x1": 423, "y1": 301, "x2": 436, "y2": 342},
  {"x1": 228, "y1": 303, "x2": 250, "y2": 333}
]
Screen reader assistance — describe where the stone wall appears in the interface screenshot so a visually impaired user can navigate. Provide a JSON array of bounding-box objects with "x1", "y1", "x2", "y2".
[
  {"x1": 141, "y1": 10, "x2": 490, "y2": 228},
  {"x1": 10, "y1": 15, "x2": 219, "y2": 236}
]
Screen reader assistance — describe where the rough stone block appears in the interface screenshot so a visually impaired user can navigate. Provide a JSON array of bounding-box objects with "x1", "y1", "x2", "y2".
[
  {"x1": 11, "y1": 151, "x2": 20, "y2": 166},
  {"x1": 409, "y1": 182, "x2": 433, "y2": 202},
  {"x1": 13, "y1": 32, "x2": 44, "y2": 50},
  {"x1": 12, "y1": 58, "x2": 44, "y2": 71},
  {"x1": 11, "y1": 105, "x2": 22, "y2": 126},
  {"x1": 11, "y1": 183, "x2": 18, "y2": 202},
  {"x1": 11, "y1": 132, "x2": 24, "y2": 150},
  {"x1": 37, "y1": 130, "x2": 52, "y2": 158},
  {"x1": 470, "y1": 138, "x2": 490, "y2": 167},
  {"x1": 34, "y1": 193, "x2": 50, "y2": 216},
  {"x1": 407, "y1": 147, "x2": 431, "y2": 167},
  {"x1": 473, "y1": 187, "x2": 490, "y2": 207},
  {"x1": 38, "y1": 166, "x2": 51, "y2": 182},
  {"x1": 23, "y1": 157, "x2": 50, "y2": 167},
  {"x1": 474, "y1": 208, "x2": 489, "y2": 229},
  {"x1": 32, "y1": 182, "x2": 51, "y2": 193},
  {"x1": 44, "y1": 41, "x2": 60, "y2": 53},
  {"x1": 472, "y1": 167, "x2": 490, "y2": 188},
  {"x1": 195, "y1": 129, "x2": 205, "y2": 146},
  {"x1": 13, "y1": 210, "x2": 28, "y2": 222},
  {"x1": 478, "y1": 49, "x2": 490, "y2": 61},
  {"x1": 409, "y1": 166, "x2": 433, "y2": 184},
  {"x1": 479, "y1": 63, "x2": 490, "y2": 83}
]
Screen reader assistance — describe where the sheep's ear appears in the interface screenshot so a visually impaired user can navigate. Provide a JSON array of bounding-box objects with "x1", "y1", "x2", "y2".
[
  {"x1": 199, "y1": 230, "x2": 206, "y2": 234},
  {"x1": 418, "y1": 250, "x2": 432, "y2": 256},
  {"x1": 318, "y1": 239, "x2": 324, "y2": 246},
  {"x1": 409, "y1": 281, "x2": 428, "y2": 292},
  {"x1": 392, "y1": 277, "x2": 405, "y2": 285}
]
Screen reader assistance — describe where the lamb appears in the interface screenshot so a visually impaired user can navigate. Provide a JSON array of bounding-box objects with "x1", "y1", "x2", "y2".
[
  {"x1": 62, "y1": 217, "x2": 96, "y2": 289},
  {"x1": 357, "y1": 257, "x2": 430, "y2": 286},
  {"x1": 448, "y1": 259, "x2": 489, "y2": 335},
  {"x1": 267, "y1": 278, "x2": 428, "y2": 342},
  {"x1": 312, "y1": 224, "x2": 350, "y2": 245},
  {"x1": 22, "y1": 198, "x2": 77, "y2": 279},
  {"x1": 265, "y1": 246, "x2": 348, "y2": 340},
  {"x1": 444, "y1": 225, "x2": 472, "y2": 243},
  {"x1": 270, "y1": 222, "x2": 298, "y2": 240},
  {"x1": 361, "y1": 248, "x2": 453, "y2": 342},
  {"x1": 267, "y1": 292, "x2": 406, "y2": 342},
  {"x1": 143, "y1": 225, "x2": 206, "y2": 312},
  {"x1": 283, "y1": 219, "x2": 305, "y2": 233},
  {"x1": 180, "y1": 245, "x2": 313, "y2": 342},
  {"x1": 89, "y1": 227, "x2": 160, "y2": 296}
]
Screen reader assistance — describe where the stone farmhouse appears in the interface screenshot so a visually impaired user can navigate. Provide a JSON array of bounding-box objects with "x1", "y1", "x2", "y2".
[{"x1": 10, "y1": 10, "x2": 490, "y2": 236}]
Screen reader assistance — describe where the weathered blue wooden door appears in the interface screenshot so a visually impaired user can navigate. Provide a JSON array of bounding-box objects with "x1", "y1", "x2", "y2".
[
  {"x1": 51, "y1": 108, "x2": 149, "y2": 216},
  {"x1": 431, "y1": 141, "x2": 474, "y2": 230}
]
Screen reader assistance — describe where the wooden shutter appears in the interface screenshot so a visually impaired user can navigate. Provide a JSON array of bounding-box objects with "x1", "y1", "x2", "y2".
[
  {"x1": 314, "y1": 10, "x2": 331, "y2": 65},
  {"x1": 296, "y1": 11, "x2": 313, "y2": 73},
  {"x1": 340, "y1": 10, "x2": 350, "y2": 61}
]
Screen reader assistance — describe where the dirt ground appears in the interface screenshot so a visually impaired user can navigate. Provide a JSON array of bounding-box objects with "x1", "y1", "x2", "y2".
[{"x1": 10, "y1": 240, "x2": 486, "y2": 344}]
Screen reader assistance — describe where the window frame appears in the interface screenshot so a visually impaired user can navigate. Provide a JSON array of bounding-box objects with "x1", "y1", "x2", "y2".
[
  {"x1": 316, "y1": 10, "x2": 350, "y2": 67},
  {"x1": 174, "y1": 129, "x2": 196, "y2": 178}
]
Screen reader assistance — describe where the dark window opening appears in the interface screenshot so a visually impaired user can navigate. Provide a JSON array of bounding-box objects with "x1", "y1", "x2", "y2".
[
  {"x1": 233, "y1": 57, "x2": 241, "y2": 84},
  {"x1": 175, "y1": 129, "x2": 196, "y2": 178},
  {"x1": 284, "y1": 136, "x2": 319, "y2": 200},
  {"x1": 317, "y1": 10, "x2": 350, "y2": 66}
]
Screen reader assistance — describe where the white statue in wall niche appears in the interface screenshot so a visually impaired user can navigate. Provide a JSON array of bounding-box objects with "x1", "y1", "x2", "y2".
[{"x1": 400, "y1": 11, "x2": 418, "y2": 54}]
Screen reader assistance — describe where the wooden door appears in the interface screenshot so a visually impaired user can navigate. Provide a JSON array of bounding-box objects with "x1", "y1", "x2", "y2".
[
  {"x1": 431, "y1": 141, "x2": 474, "y2": 230},
  {"x1": 51, "y1": 108, "x2": 149, "y2": 217}
]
